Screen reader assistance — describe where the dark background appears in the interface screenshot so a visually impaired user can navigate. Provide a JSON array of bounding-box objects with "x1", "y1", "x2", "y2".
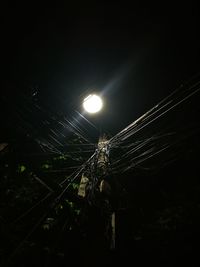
[
  {"x1": 1, "y1": 3, "x2": 200, "y2": 266},
  {"x1": 2, "y1": 3, "x2": 200, "y2": 132}
]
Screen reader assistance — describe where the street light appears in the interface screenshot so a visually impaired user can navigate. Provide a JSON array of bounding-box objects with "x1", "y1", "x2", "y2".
[{"x1": 83, "y1": 94, "x2": 103, "y2": 114}]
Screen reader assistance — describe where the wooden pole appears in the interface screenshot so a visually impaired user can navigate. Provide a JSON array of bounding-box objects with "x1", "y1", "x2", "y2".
[{"x1": 111, "y1": 212, "x2": 115, "y2": 249}]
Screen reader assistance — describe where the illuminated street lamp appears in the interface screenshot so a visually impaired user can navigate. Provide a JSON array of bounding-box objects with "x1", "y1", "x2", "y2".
[{"x1": 83, "y1": 94, "x2": 103, "y2": 114}]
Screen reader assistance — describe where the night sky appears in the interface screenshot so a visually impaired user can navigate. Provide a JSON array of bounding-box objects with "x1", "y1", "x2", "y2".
[
  {"x1": 2, "y1": 3, "x2": 200, "y2": 134},
  {"x1": 1, "y1": 4, "x2": 200, "y2": 266}
]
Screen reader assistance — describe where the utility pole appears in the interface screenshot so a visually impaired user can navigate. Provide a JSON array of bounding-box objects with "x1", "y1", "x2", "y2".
[{"x1": 78, "y1": 134, "x2": 115, "y2": 249}]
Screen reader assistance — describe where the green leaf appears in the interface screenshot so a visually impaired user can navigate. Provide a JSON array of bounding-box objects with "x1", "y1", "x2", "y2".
[
  {"x1": 65, "y1": 199, "x2": 74, "y2": 208},
  {"x1": 42, "y1": 164, "x2": 50, "y2": 169},
  {"x1": 72, "y1": 183, "x2": 79, "y2": 190},
  {"x1": 75, "y1": 209, "x2": 81, "y2": 215},
  {"x1": 18, "y1": 165, "x2": 26, "y2": 173}
]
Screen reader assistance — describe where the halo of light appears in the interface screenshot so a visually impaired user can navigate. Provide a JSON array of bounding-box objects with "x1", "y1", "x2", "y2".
[{"x1": 83, "y1": 94, "x2": 103, "y2": 113}]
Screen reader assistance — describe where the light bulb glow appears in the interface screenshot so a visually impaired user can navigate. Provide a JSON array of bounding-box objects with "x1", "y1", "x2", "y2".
[{"x1": 83, "y1": 94, "x2": 103, "y2": 113}]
